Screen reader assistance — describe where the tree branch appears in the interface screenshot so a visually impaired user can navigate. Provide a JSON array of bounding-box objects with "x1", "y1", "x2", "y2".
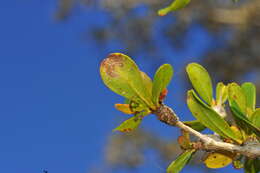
[{"x1": 154, "y1": 104, "x2": 260, "y2": 158}]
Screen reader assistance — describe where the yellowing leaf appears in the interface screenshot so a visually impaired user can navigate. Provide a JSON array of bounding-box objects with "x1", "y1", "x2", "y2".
[
  {"x1": 100, "y1": 53, "x2": 155, "y2": 110},
  {"x1": 230, "y1": 125, "x2": 243, "y2": 140},
  {"x1": 158, "y1": 0, "x2": 190, "y2": 16},
  {"x1": 114, "y1": 104, "x2": 134, "y2": 114},
  {"x1": 204, "y1": 152, "x2": 233, "y2": 169},
  {"x1": 113, "y1": 116, "x2": 142, "y2": 133},
  {"x1": 186, "y1": 63, "x2": 213, "y2": 105}
]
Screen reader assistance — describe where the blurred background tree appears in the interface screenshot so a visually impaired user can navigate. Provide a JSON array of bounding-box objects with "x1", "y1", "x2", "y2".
[{"x1": 54, "y1": 0, "x2": 260, "y2": 172}]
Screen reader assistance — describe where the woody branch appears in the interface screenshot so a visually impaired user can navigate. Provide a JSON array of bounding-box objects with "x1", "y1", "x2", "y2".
[{"x1": 154, "y1": 104, "x2": 260, "y2": 158}]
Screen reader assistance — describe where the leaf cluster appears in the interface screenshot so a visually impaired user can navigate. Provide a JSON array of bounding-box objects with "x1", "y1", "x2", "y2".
[{"x1": 100, "y1": 53, "x2": 260, "y2": 173}]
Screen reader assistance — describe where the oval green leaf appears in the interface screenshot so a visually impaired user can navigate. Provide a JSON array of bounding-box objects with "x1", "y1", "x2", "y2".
[
  {"x1": 228, "y1": 83, "x2": 247, "y2": 116},
  {"x1": 152, "y1": 64, "x2": 174, "y2": 107},
  {"x1": 216, "y1": 82, "x2": 228, "y2": 105},
  {"x1": 242, "y1": 82, "x2": 256, "y2": 115},
  {"x1": 167, "y1": 149, "x2": 195, "y2": 173},
  {"x1": 187, "y1": 90, "x2": 242, "y2": 143},
  {"x1": 186, "y1": 63, "x2": 213, "y2": 105},
  {"x1": 158, "y1": 0, "x2": 190, "y2": 16},
  {"x1": 100, "y1": 53, "x2": 155, "y2": 109}
]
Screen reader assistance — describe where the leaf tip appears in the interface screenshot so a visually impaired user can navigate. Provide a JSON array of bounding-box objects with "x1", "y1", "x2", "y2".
[{"x1": 100, "y1": 53, "x2": 125, "y2": 78}]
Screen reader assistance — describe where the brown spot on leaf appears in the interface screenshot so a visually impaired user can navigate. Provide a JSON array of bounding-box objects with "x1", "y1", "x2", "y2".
[{"x1": 101, "y1": 53, "x2": 124, "y2": 77}]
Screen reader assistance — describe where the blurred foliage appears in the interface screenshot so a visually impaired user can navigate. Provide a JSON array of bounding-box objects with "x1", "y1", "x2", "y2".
[
  {"x1": 54, "y1": 0, "x2": 260, "y2": 171},
  {"x1": 56, "y1": 0, "x2": 260, "y2": 85}
]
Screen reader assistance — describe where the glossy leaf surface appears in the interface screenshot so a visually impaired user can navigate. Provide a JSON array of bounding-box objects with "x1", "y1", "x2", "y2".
[{"x1": 186, "y1": 63, "x2": 213, "y2": 105}]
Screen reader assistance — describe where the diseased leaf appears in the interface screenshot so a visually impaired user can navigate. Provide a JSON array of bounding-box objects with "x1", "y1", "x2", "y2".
[
  {"x1": 187, "y1": 90, "x2": 242, "y2": 143},
  {"x1": 186, "y1": 63, "x2": 213, "y2": 105},
  {"x1": 204, "y1": 152, "x2": 233, "y2": 169},
  {"x1": 113, "y1": 116, "x2": 142, "y2": 132},
  {"x1": 158, "y1": 0, "x2": 190, "y2": 16},
  {"x1": 242, "y1": 82, "x2": 256, "y2": 115},
  {"x1": 183, "y1": 120, "x2": 206, "y2": 132},
  {"x1": 250, "y1": 108, "x2": 260, "y2": 128},
  {"x1": 115, "y1": 104, "x2": 134, "y2": 114},
  {"x1": 216, "y1": 82, "x2": 228, "y2": 105},
  {"x1": 167, "y1": 149, "x2": 195, "y2": 173},
  {"x1": 228, "y1": 83, "x2": 247, "y2": 115},
  {"x1": 100, "y1": 53, "x2": 155, "y2": 110},
  {"x1": 152, "y1": 64, "x2": 174, "y2": 106}
]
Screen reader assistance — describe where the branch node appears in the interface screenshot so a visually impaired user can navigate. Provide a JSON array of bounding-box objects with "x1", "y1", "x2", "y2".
[{"x1": 154, "y1": 104, "x2": 179, "y2": 126}]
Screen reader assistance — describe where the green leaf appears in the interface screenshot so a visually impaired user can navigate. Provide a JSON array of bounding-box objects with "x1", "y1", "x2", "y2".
[
  {"x1": 187, "y1": 90, "x2": 242, "y2": 143},
  {"x1": 244, "y1": 158, "x2": 260, "y2": 173},
  {"x1": 230, "y1": 106, "x2": 260, "y2": 137},
  {"x1": 186, "y1": 63, "x2": 213, "y2": 105},
  {"x1": 167, "y1": 149, "x2": 195, "y2": 173},
  {"x1": 113, "y1": 116, "x2": 142, "y2": 132},
  {"x1": 152, "y1": 64, "x2": 174, "y2": 106},
  {"x1": 242, "y1": 82, "x2": 256, "y2": 115},
  {"x1": 158, "y1": 0, "x2": 190, "y2": 16},
  {"x1": 228, "y1": 83, "x2": 247, "y2": 116},
  {"x1": 216, "y1": 82, "x2": 228, "y2": 105},
  {"x1": 140, "y1": 71, "x2": 153, "y2": 95},
  {"x1": 183, "y1": 120, "x2": 206, "y2": 132},
  {"x1": 100, "y1": 53, "x2": 155, "y2": 110},
  {"x1": 250, "y1": 108, "x2": 260, "y2": 128}
]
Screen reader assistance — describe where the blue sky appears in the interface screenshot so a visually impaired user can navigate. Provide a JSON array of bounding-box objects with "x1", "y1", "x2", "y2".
[{"x1": 0, "y1": 1, "x2": 244, "y2": 173}]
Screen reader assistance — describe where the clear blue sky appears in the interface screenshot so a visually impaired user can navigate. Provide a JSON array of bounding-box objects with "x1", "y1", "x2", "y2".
[{"x1": 0, "y1": 1, "x2": 244, "y2": 173}]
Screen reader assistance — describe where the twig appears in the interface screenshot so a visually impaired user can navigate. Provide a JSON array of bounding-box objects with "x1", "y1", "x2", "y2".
[{"x1": 154, "y1": 104, "x2": 260, "y2": 158}]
